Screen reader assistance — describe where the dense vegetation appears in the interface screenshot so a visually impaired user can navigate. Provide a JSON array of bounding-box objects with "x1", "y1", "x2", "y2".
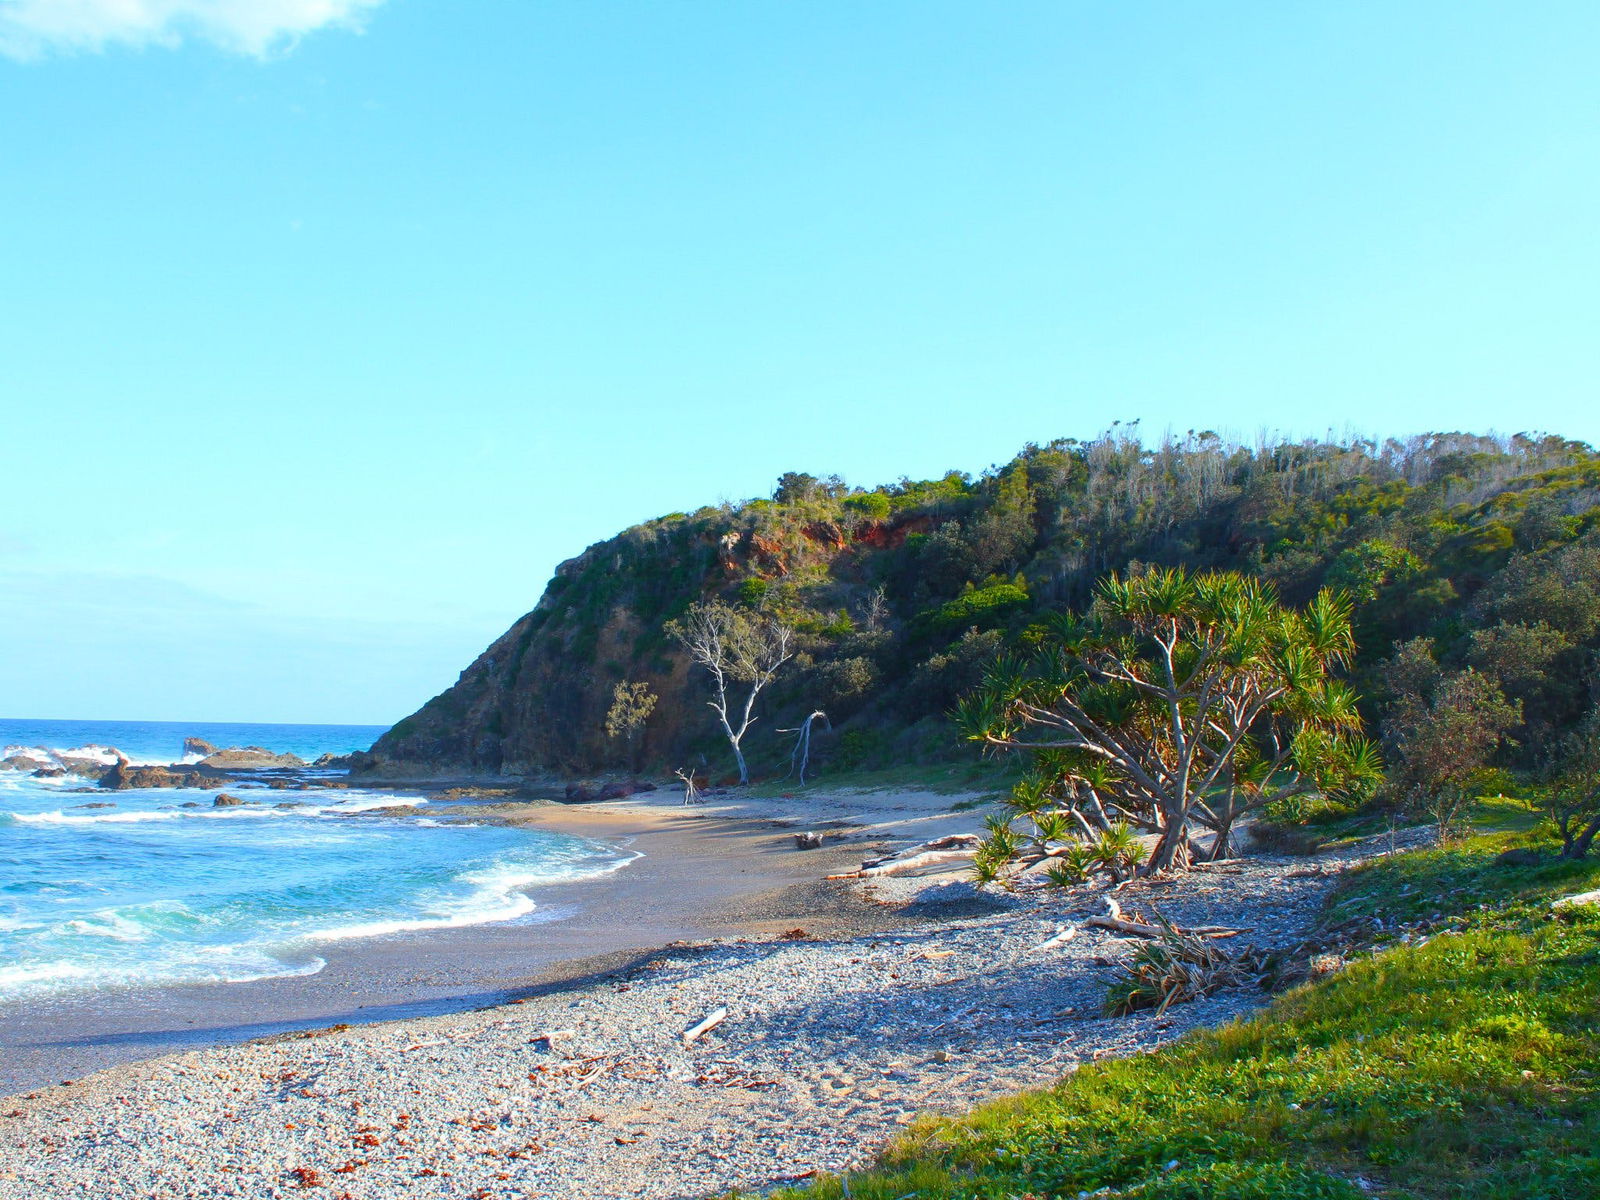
[
  {"x1": 364, "y1": 428, "x2": 1600, "y2": 780},
  {"x1": 736, "y1": 814, "x2": 1600, "y2": 1200}
]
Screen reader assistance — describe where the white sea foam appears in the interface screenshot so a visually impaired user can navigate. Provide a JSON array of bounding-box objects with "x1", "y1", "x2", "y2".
[
  {"x1": 0, "y1": 951, "x2": 327, "y2": 996},
  {"x1": 307, "y1": 850, "x2": 640, "y2": 945},
  {"x1": 7, "y1": 794, "x2": 423, "y2": 827}
]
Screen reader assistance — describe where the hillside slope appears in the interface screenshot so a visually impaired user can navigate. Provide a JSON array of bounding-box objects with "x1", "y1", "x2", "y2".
[{"x1": 358, "y1": 430, "x2": 1600, "y2": 781}]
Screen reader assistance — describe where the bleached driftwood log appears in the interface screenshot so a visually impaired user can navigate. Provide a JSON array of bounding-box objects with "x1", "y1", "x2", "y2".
[
  {"x1": 825, "y1": 834, "x2": 982, "y2": 879},
  {"x1": 682, "y1": 1006, "x2": 729, "y2": 1044}
]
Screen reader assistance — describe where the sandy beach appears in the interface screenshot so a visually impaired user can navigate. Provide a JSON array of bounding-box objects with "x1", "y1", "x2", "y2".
[
  {"x1": 0, "y1": 783, "x2": 985, "y2": 1095},
  {"x1": 0, "y1": 782, "x2": 1409, "y2": 1200}
]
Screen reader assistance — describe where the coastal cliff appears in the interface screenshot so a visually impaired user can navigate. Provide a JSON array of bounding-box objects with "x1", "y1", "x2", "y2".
[{"x1": 361, "y1": 431, "x2": 1600, "y2": 780}]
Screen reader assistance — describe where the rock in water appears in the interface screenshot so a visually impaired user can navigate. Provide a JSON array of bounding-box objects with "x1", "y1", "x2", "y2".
[
  {"x1": 99, "y1": 763, "x2": 224, "y2": 791},
  {"x1": 183, "y1": 737, "x2": 219, "y2": 758},
  {"x1": 213, "y1": 794, "x2": 244, "y2": 807},
  {"x1": 198, "y1": 747, "x2": 306, "y2": 770}
]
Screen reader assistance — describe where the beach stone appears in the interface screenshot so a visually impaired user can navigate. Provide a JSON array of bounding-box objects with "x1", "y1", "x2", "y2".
[
  {"x1": 213, "y1": 794, "x2": 244, "y2": 807},
  {"x1": 795, "y1": 832, "x2": 824, "y2": 850}
]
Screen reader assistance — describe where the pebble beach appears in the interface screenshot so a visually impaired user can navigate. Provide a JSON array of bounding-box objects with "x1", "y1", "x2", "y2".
[{"x1": 0, "y1": 785, "x2": 1410, "y2": 1200}]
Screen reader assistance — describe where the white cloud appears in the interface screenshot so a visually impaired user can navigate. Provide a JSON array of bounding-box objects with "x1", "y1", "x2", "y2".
[{"x1": 0, "y1": 0, "x2": 386, "y2": 59}]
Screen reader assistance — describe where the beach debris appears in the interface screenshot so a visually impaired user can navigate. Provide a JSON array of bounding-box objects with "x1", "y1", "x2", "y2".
[
  {"x1": 682, "y1": 1007, "x2": 729, "y2": 1044},
  {"x1": 1085, "y1": 897, "x2": 1242, "y2": 940},
  {"x1": 1032, "y1": 926, "x2": 1079, "y2": 952},
  {"x1": 826, "y1": 834, "x2": 982, "y2": 878},
  {"x1": 1102, "y1": 914, "x2": 1263, "y2": 1017},
  {"x1": 674, "y1": 767, "x2": 703, "y2": 806},
  {"x1": 794, "y1": 831, "x2": 825, "y2": 850}
]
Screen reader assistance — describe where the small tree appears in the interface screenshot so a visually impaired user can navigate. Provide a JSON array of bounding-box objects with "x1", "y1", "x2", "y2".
[
  {"x1": 667, "y1": 600, "x2": 794, "y2": 784},
  {"x1": 956, "y1": 568, "x2": 1378, "y2": 875},
  {"x1": 1543, "y1": 706, "x2": 1600, "y2": 859},
  {"x1": 1381, "y1": 655, "x2": 1521, "y2": 842},
  {"x1": 603, "y1": 680, "x2": 657, "y2": 770}
]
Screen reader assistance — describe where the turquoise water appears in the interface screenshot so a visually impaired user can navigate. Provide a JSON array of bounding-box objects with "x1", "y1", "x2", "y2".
[{"x1": 0, "y1": 719, "x2": 629, "y2": 1001}]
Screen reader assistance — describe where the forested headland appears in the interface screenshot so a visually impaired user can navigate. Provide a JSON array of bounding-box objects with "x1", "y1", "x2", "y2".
[{"x1": 363, "y1": 428, "x2": 1600, "y2": 786}]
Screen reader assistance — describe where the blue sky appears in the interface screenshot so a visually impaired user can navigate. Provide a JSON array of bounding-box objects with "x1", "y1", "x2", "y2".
[{"x1": 3, "y1": 1, "x2": 1598, "y2": 724}]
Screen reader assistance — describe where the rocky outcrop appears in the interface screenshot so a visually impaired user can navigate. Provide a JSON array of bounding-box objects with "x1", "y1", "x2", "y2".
[
  {"x1": 1, "y1": 754, "x2": 53, "y2": 772},
  {"x1": 183, "y1": 738, "x2": 219, "y2": 758},
  {"x1": 312, "y1": 753, "x2": 355, "y2": 769},
  {"x1": 99, "y1": 763, "x2": 227, "y2": 791},
  {"x1": 3, "y1": 746, "x2": 126, "y2": 781},
  {"x1": 198, "y1": 747, "x2": 306, "y2": 770}
]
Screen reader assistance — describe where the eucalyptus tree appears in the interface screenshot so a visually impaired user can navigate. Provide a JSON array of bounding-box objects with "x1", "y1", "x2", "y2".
[
  {"x1": 955, "y1": 568, "x2": 1380, "y2": 875},
  {"x1": 667, "y1": 600, "x2": 794, "y2": 785}
]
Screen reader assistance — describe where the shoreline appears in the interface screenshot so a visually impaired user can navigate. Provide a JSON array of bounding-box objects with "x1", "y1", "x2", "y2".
[
  {"x1": 0, "y1": 783, "x2": 987, "y2": 1096},
  {"x1": 0, "y1": 805, "x2": 1409, "y2": 1200}
]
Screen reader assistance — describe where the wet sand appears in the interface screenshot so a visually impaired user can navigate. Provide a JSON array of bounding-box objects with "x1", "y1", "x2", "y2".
[{"x1": 0, "y1": 787, "x2": 972, "y2": 1094}]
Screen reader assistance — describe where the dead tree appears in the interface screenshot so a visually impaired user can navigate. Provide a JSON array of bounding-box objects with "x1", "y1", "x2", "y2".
[
  {"x1": 781, "y1": 710, "x2": 830, "y2": 784},
  {"x1": 668, "y1": 601, "x2": 794, "y2": 785}
]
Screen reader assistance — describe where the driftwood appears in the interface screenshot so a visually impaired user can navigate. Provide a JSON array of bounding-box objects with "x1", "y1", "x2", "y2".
[
  {"x1": 1084, "y1": 897, "x2": 1243, "y2": 939},
  {"x1": 674, "y1": 767, "x2": 702, "y2": 806},
  {"x1": 825, "y1": 834, "x2": 982, "y2": 879},
  {"x1": 1031, "y1": 925, "x2": 1079, "y2": 952},
  {"x1": 682, "y1": 1007, "x2": 729, "y2": 1044}
]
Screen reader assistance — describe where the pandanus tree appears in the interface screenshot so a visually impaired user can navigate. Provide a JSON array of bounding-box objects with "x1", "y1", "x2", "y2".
[{"x1": 954, "y1": 568, "x2": 1380, "y2": 876}]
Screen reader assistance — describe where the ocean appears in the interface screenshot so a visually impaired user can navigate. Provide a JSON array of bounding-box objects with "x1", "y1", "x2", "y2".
[{"x1": 0, "y1": 718, "x2": 631, "y2": 1002}]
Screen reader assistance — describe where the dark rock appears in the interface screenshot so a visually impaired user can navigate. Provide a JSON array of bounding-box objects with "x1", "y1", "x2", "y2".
[
  {"x1": 312, "y1": 753, "x2": 355, "y2": 769},
  {"x1": 1495, "y1": 848, "x2": 1544, "y2": 867},
  {"x1": 214, "y1": 794, "x2": 244, "y2": 807},
  {"x1": 183, "y1": 737, "x2": 219, "y2": 758},
  {"x1": 99, "y1": 763, "x2": 224, "y2": 791},
  {"x1": 70, "y1": 801, "x2": 116, "y2": 809},
  {"x1": 181, "y1": 802, "x2": 201, "y2": 808},
  {"x1": 561, "y1": 779, "x2": 657, "y2": 802},
  {"x1": 795, "y1": 831, "x2": 825, "y2": 850},
  {"x1": 3, "y1": 755, "x2": 53, "y2": 772},
  {"x1": 31, "y1": 767, "x2": 66, "y2": 778},
  {"x1": 56, "y1": 755, "x2": 118, "y2": 780},
  {"x1": 275, "y1": 801, "x2": 306, "y2": 809}
]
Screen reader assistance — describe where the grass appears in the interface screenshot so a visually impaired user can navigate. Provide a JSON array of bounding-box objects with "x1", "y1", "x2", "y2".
[{"x1": 734, "y1": 827, "x2": 1600, "y2": 1200}]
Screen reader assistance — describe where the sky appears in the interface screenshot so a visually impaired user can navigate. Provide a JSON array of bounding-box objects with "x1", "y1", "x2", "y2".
[{"x1": 2, "y1": 1, "x2": 1599, "y2": 725}]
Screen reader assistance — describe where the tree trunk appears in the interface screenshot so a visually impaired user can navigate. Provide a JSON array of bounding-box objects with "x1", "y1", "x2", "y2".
[
  {"x1": 1564, "y1": 816, "x2": 1600, "y2": 859},
  {"x1": 1146, "y1": 822, "x2": 1186, "y2": 873},
  {"x1": 730, "y1": 739, "x2": 749, "y2": 785},
  {"x1": 1209, "y1": 819, "x2": 1236, "y2": 861}
]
